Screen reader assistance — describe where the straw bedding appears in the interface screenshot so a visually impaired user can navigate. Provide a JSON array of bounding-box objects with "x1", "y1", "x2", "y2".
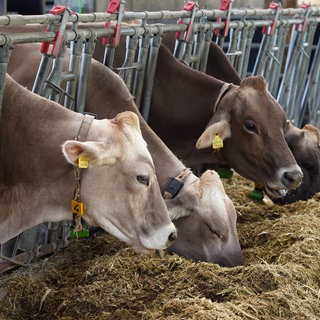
[{"x1": 0, "y1": 174, "x2": 319, "y2": 320}]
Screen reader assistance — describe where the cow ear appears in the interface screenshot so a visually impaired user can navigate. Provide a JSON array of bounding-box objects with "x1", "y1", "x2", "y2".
[
  {"x1": 303, "y1": 124, "x2": 320, "y2": 146},
  {"x1": 165, "y1": 192, "x2": 199, "y2": 220},
  {"x1": 198, "y1": 170, "x2": 222, "y2": 196},
  {"x1": 240, "y1": 75, "x2": 267, "y2": 91},
  {"x1": 196, "y1": 117, "x2": 231, "y2": 149},
  {"x1": 62, "y1": 140, "x2": 119, "y2": 167},
  {"x1": 112, "y1": 111, "x2": 141, "y2": 134}
]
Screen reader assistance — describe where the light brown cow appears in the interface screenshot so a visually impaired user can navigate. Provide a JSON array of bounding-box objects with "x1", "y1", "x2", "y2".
[
  {"x1": 5, "y1": 40, "x2": 243, "y2": 266},
  {"x1": 0, "y1": 74, "x2": 177, "y2": 254}
]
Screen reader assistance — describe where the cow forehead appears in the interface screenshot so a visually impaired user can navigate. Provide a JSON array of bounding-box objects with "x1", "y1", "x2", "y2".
[
  {"x1": 288, "y1": 127, "x2": 319, "y2": 151},
  {"x1": 236, "y1": 86, "x2": 284, "y2": 117},
  {"x1": 91, "y1": 118, "x2": 153, "y2": 162},
  {"x1": 196, "y1": 179, "x2": 236, "y2": 222}
]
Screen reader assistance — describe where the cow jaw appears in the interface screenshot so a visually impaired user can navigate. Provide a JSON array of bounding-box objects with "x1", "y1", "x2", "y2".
[
  {"x1": 264, "y1": 186, "x2": 288, "y2": 199},
  {"x1": 82, "y1": 213, "x2": 176, "y2": 254}
]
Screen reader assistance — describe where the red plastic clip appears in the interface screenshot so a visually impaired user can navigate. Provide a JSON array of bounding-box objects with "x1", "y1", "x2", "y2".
[
  {"x1": 215, "y1": 0, "x2": 231, "y2": 37},
  {"x1": 175, "y1": 1, "x2": 197, "y2": 41},
  {"x1": 295, "y1": 3, "x2": 311, "y2": 32},
  {"x1": 184, "y1": 1, "x2": 196, "y2": 11},
  {"x1": 40, "y1": 5, "x2": 73, "y2": 56},
  {"x1": 262, "y1": 2, "x2": 279, "y2": 35},
  {"x1": 102, "y1": 0, "x2": 123, "y2": 47},
  {"x1": 49, "y1": 5, "x2": 67, "y2": 15},
  {"x1": 107, "y1": 0, "x2": 121, "y2": 13},
  {"x1": 219, "y1": 0, "x2": 230, "y2": 11}
]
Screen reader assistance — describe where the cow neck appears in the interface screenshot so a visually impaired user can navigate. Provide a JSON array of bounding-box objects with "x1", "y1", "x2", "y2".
[
  {"x1": 72, "y1": 114, "x2": 94, "y2": 232},
  {"x1": 163, "y1": 168, "x2": 192, "y2": 199},
  {"x1": 213, "y1": 83, "x2": 233, "y2": 114}
]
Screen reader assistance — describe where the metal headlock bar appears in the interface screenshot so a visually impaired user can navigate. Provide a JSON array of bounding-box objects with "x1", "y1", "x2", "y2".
[{"x1": 0, "y1": 2, "x2": 320, "y2": 271}]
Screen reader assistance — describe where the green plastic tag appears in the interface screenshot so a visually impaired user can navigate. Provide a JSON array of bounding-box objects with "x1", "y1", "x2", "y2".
[
  {"x1": 248, "y1": 189, "x2": 264, "y2": 201},
  {"x1": 217, "y1": 168, "x2": 234, "y2": 179},
  {"x1": 69, "y1": 224, "x2": 90, "y2": 238}
]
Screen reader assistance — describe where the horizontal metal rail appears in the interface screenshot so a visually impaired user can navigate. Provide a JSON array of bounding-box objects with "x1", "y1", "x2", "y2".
[
  {"x1": 1, "y1": 16, "x2": 320, "y2": 46},
  {"x1": 0, "y1": 7, "x2": 320, "y2": 26}
]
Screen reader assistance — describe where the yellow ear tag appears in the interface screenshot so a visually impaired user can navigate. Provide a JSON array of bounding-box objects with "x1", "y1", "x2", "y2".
[
  {"x1": 71, "y1": 199, "x2": 85, "y2": 216},
  {"x1": 78, "y1": 156, "x2": 89, "y2": 168},
  {"x1": 212, "y1": 134, "x2": 224, "y2": 151}
]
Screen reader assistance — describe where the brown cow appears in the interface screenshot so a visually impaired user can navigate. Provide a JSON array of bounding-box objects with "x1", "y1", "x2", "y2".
[
  {"x1": 149, "y1": 44, "x2": 302, "y2": 198},
  {"x1": 272, "y1": 123, "x2": 320, "y2": 204},
  {"x1": 0, "y1": 74, "x2": 177, "y2": 254},
  {"x1": 202, "y1": 40, "x2": 320, "y2": 203},
  {"x1": 5, "y1": 40, "x2": 243, "y2": 266}
]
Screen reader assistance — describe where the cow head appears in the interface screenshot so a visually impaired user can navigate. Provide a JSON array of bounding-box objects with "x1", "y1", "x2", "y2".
[
  {"x1": 270, "y1": 123, "x2": 320, "y2": 204},
  {"x1": 165, "y1": 170, "x2": 243, "y2": 267},
  {"x1": 196, "y1": 76, "x2": 303, "y2": 199},
  {"x1": 62, "y1": 111, "x2": 177, "y2": 254}
]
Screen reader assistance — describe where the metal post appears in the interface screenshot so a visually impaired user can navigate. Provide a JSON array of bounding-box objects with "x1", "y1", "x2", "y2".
[
  {"x1": 132, "y1": 33, "x2": 150, "y2": 108},
  {"x1": 141, "y1": 32, "x2": 162, "y2": 121},
  {"x1": 298, "y1": 37, "x2": 320, "y2": 127},
  {"x1": 0, "y1": 37, "x2": 12, "y2": 115},
  {"x1": 76, "y1": 36, "x2": 96, "y2": 113},
  {"x1": 118, "y1": 34, "x2": 139, "y2": 92}
]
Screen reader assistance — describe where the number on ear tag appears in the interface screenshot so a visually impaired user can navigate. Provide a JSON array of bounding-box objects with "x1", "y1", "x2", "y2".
[
  {"x1": 71, "y1": 199, "x2": 85, "y2": 216},
  {"x1": 78, "y1": 156, "x2": 89, "y2": 168},
  {"x1": 212, "y1": 134, "x2": 224, "y2": 150}
]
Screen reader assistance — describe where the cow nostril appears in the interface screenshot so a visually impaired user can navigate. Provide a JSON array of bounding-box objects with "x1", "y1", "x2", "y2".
[
  {"x1": 168, "y1": 231, "x2": 178, "y2": 242},
  {"x1": 283, "y1": 170, "x2": 303, "y2": 189}
]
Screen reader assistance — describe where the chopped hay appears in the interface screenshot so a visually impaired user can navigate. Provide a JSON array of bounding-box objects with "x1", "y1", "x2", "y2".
[{"x1": 0, "y1": 173, "x2": 319, "y2": 320}]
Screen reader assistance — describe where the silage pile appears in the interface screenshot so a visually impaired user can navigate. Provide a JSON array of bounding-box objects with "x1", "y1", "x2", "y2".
[{"x1": 0, "y1": 174, "x2": 319, "y2": 320}]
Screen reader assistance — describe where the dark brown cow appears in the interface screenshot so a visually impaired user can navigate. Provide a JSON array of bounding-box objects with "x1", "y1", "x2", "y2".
[
  {"x1": 203, "y1": 40, "x2": 242, "y2": 84},
  {"x1": 5, "y1": 40, "x2": 243, "y2": 267},
  {"x1": 0, "y1": 74, "x2": 177, "y2": 254},
  {"x1": 272, "y1": 123, "x2": 320, "y2": 204}
]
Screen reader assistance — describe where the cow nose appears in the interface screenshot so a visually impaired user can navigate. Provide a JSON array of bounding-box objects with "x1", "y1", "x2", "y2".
[
  {"x1": 168, "y1": 231, "x2": 178, "y2": 242},
  {"x1": 282, "y1": 169, "x2": 303, "y2": 189}
]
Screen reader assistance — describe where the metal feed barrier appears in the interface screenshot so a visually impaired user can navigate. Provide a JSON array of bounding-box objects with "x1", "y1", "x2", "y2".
[{"x1": 0, "y1": 0, "x2": 319, "y2": 272}]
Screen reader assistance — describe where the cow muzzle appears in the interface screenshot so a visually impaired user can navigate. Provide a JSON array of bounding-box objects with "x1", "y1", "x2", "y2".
[
  {"x1": 280, "y1": 167, "x2": 303, "y2": 190},
  {"x1": 137, "y1": 223, "x2": 177, "y2": 254},
  {"x1": 134, "y1": 230, "x2": 178, "y2": 255},
  {"x1": 265, "y1": 166, "x2": 303, "y2": 198}
]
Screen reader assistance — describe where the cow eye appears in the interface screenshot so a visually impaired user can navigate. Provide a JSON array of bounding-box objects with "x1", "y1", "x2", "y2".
[
  {"x1": 137, "y1": 175, "x2": 150, "y2": 186},
  {"x1": 245, "y1": 120, "x2": 257, "y2": 133},
  {"x1": 206, "y1": 224, "x2": 223, "y2": 239}
]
